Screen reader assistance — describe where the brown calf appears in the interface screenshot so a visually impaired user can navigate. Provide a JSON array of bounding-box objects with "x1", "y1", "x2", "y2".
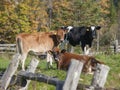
[
  {"x1": 52, "y1": 48, "x2": 104, "y2": 73},
  {"x1": 16, "y1": 29, "x2": 66, "y2": 70}
]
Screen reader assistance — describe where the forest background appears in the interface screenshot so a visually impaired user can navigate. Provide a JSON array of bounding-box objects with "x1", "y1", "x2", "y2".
[{"x1": 0, "y1": 0, "x2": 120, "y2": 48}]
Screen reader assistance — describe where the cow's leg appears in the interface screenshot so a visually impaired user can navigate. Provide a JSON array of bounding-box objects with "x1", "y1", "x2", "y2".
[
  {"x1": 84, "y1": 46, "x2": 87, "y2": 55},
  {"x1": 88, "y1": 65, "x2": 94, "y2": 75},
  {"x1": 83, "y1": 45, "x2": 91, "y2": 55},
  {"x1": 49, "y1": 55, "x2": 53, "y2": 68},
  {"x1": 46, "y1": 52, "x2": 53, "y2": 69},
  {"x1": 81, "y1": 44, "x2": 86, "y2": 54},
  {"x1": 70, "y1": 46, "x2": 74, "y2": 53},
  {"x1": 86, "y1": 48, "x2": 91, "y2": 55},
  {"x1": 20, "y1": 53, "x2": 27, "y2": 71}
]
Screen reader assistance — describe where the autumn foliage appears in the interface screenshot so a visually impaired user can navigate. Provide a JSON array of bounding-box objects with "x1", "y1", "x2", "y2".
[{"x1": 0, "y1": 0, "x2": 118, "y2": 43}]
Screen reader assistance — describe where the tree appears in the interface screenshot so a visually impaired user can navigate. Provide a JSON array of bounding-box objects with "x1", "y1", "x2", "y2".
[
  {"x1": 51, "y1": 0, "x2": 74, "y2": 29},
  {"x1": 116, "y1": 1, "x2": 120, "y2": 43},
  {"x1": 0, "y1": 0, "x2": 118, "y2": 44},
  {"x1": 0, "y1": 0, "x2": 49, "y2": 43}
]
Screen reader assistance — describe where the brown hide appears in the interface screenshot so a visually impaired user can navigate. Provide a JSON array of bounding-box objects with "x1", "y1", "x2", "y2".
[
  {"x1": 17, "y1": 32, "x2": 56, "y2": 53},
  {"x1": 53, "y1": 49, "x2": 104, "y2": 73}
]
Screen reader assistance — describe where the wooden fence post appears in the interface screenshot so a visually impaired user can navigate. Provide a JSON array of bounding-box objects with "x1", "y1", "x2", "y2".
[
  {"x1": 90, "y1": 64, "x2": 110, "y2": 89},
  {"x1": 0, "y1": 53, "x2": 21, "y2": 90},
  {"x1": 114, "y1": 40, "x2": 119, "y2": 53},
  {"x1": 19, "y1": 58, "x2": 39, "y2": 90},
  {"x1": 63, "y1": 59, "x2": 83, "y2": 90}
]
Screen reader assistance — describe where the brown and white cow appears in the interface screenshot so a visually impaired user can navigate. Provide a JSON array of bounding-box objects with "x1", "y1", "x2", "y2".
[
  {"x1": 16, "y1": 29, "x2": 66, "y2": 70},
  {"x1": 52, "y1": 48, "x2": 104, "y2": 73}
]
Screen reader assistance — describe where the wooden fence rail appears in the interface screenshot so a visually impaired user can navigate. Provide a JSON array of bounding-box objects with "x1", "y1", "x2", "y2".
[
  {"x1": 0, "y1": 44, "x2": 47, "y2": 58},
  {"x1": 0, "y1": 43, "x2": 120, "y2": 54},
  {"x1": 0, "y1": 44, "x2": 16, "y2": 53}
]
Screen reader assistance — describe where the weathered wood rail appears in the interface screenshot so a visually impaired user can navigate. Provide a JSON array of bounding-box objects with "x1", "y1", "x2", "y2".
[
  {"x1": 0, "y1": 44, "x2": 16, "y2": 53},
  {"x1": 0, "y1": 44, "x2": 46, "y2": 59},
  {"x1": 0, "y1": 54, "x2": 110, "y2": 90},
  {"x1": 1, "y1": 43, "x2": 119, "y2": 54}
]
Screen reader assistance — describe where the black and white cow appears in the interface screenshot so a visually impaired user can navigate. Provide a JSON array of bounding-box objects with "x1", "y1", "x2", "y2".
[{"x1": 61, "y1": 26, "x2": 101, "y2": 55}]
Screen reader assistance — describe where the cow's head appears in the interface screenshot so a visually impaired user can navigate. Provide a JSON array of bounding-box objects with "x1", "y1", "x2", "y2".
[
  {"x1": 52, "y1": 47, "x2": 60, "y2": 62},
  {"x1": 51, "y1": 47, "x2": 64, "y2": 69},
  {"x1": 84, "y1": 57, "x2": 104, "y2": 73},
  {"x1": 87, "y1": 26, "x2": 101, "y2": 39},
  {"x1": 56, "y1": 28, "x2": 67, "y2": 42},
  {"x1": 61, "y1": 26, "x2": 74, "y2": 41}
]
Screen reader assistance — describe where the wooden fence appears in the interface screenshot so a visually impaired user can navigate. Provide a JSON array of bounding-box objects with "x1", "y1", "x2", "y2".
[
  {"x1": 0, "y1": 43, "x2": 120, "y2": 54},
  {"x1": 110, "y1": 45, "x2": 120, "y2": 53},
  {"x1": 0, "y1": 44, "x2": 16, "y2": 53},
  {"x1": 0, "y1": 54, "x2": 110, "y2": 90},
  {"x1": 110, "y1": 40, "x2": 120, "y2": 53},
  {"x1": 0, "y1": 44, "x2": 46, "y2": 59}
]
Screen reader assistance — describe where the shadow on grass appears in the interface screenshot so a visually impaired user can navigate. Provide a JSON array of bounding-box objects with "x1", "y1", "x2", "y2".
[{"x1": 0, "y1": 68, "x2": 6, "y2": 73}]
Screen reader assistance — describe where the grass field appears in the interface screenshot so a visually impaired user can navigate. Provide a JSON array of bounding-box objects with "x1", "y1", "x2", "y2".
[{"x1": 0, "y1": 51, "x2": 120, "y2": 90}]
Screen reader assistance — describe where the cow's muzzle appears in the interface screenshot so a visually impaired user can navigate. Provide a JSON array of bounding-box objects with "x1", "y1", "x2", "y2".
[{"x1": 54, "y1": 57, "x2": 60, "y2": 61}]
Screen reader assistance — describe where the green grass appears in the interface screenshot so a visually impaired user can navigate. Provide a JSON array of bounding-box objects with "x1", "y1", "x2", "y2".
[
  {"x1": 95, "y1": 53, "x2": 120, "y2": 88},
  {"x1": 0, "y1": 54, "x2": 11, "y2": 71},
  {"x1": 0, "y1": 52, "x2": 120, "y2": 89}
]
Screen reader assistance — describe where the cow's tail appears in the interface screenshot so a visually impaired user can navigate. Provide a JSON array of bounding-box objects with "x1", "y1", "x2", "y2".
[{"x1": 16, "y1": 38, "x2": 23, "y2": 55}]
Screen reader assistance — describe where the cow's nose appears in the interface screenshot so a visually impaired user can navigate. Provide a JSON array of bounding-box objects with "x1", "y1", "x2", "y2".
[{"x1": 55, "y1": 58, "x2": 59, "y2": 61}]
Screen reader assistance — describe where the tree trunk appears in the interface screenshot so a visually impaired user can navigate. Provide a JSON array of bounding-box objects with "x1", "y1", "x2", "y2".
[{"x1": 117, "y1": 5, "x2": 120, "y2": 43}]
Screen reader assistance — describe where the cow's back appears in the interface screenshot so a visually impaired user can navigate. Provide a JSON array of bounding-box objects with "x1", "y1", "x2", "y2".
[
  {"x1": 67, "y1": 26, "x2": 87, "y2": 46},
  {"x1": 60, "y1": 52, "x2": 90, "y2": 69},
  {"x1": 16, "y1": 32, "x2": 55, "y2": 53},
  {"x1": 62, "y1": 52, "x2": 89, "y2": 62}
]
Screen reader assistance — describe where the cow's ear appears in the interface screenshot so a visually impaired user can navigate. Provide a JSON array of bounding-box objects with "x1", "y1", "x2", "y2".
[
  {"x1": 96, "y1": 26, "x2": 101, "y2": 30},
  {"x1": 91, "y1": 58, "x2": 98, "y2": 64},
  {"x1": 91, "y1": 57, "x2": 105, "y2": 65},
  {"x1": 53, "y1": 47, "x2": 60, "y2": 53},
  {"x1": 48, "y1": 50, "x2": 53, "y2": 55},
  {"x1": 61, "y1": 26, "x2": 68, "y2": 31},
  {"x1": 61, "y1": 26, "x2": 67, "y2": 29},
  {"x1": 61, "y1": 49, "x2": 66, "y2": 53}
]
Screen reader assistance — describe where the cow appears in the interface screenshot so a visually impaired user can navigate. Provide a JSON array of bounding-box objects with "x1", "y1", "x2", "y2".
[
  {"x1": 51, "y1": 48, "x2": 104, "y2": 74},
  {"x1": 16, "y1": 28, "x2": 66, "y2": 70},
  {"x1": 61, "y1": 25, "x2": 101, "y2": 55}
]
